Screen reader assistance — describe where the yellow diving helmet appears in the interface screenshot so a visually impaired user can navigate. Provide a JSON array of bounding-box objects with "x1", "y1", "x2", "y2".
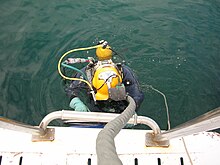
[
  {"x1": 96, "y1": 40, "x2": 113, "y2": 61},
  {"x1": 92, "y1": 64, "x2": 122, "y2": 100}
]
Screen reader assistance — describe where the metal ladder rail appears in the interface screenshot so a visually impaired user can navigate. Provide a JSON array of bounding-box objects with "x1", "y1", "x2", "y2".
[
  {"x1": 39, "y1": 110, "x2": 161, "y2": 135},
  {"x1": 0, "y1": 111, "x2": 162, "y2": 141},
  {"x1": 1, "y1": 107, "x2": 219, "y2": 143}
]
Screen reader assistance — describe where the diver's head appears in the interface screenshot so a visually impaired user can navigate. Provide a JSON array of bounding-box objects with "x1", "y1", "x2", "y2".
[{"x1": 96, "y1": 40, "x2": 113, "y2": 61}]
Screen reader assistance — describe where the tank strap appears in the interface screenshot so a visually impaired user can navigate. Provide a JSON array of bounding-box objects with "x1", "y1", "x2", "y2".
[
  {"x1": 85, "y1": 65, "x2": 95, "y2": 84},
  {"x1": 115, "y1": 63, "x2": 123, "y2": 79}
]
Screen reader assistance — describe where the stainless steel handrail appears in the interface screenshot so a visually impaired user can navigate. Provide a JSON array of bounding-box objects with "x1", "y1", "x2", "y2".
[
  {"x1": 0, "y1": 117, "x2": 44, "y2": 135},
  {"x1": 154, "y1": 107, "x2": 220, "y2": 141},
  {"x1": 2, "y1": 107, "x2": 219, "y2": 143},
  {"x1": 39, "y1": 110, "x2": 161, "y2": 135},
  {"x1": 0, "y1": 111, "x2": 161, "y2": 137}
]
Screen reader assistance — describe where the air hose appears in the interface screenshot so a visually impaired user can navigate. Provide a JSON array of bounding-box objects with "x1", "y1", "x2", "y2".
[
  {"x1": 58, "y1": 45, "x2": 102, "y2": 91},
  {"x1": 61, "y1": 62, "x2": 88, "y2": 81},
  {"x1": 96, "y1": 96, "x2": 136, "y2": 165}
]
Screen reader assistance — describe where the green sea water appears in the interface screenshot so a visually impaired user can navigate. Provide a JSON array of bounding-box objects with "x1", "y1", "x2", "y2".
[{"x1": 0, "y1": 0, "x2": 219, "y2": 130}]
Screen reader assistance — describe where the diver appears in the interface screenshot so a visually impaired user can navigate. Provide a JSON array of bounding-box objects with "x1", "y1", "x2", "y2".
[{"x1": 64, "y1": 40, "x2": 144, "y2": 113}]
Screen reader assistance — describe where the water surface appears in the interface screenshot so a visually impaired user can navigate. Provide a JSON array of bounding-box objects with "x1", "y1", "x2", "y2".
[{"x1": 0, "y1": 0, "x2": 219, "y2": 129}]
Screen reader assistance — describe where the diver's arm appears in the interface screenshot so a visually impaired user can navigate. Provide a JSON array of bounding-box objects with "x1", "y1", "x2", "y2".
[
  {"x1": 65, "y1": 66, "x2": 88, "y2": 99},
  {"x1": 122, "y1": 65, "x2": 144, "y2": 109},
  {"x1": 65, "y1": 72, "x2": 82, "y2": 99},
  {"x1": 65, "y1": 67, "x2": 89, "y2": 111}
]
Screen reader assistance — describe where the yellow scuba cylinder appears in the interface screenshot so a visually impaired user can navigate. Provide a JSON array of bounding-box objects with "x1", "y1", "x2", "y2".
[{"x1": 96, "y1": 40, "x2": 113, "y2": 61}]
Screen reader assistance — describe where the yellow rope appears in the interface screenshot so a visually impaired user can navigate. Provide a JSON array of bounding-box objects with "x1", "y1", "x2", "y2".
[{"x1": 57, "y1": 45, "x2": 102, "y2": 91}]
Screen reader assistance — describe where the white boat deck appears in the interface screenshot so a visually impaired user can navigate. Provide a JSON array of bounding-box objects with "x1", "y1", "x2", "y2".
[{"x1": 0, "y1": 127, "x2": 219, "y2": 165}]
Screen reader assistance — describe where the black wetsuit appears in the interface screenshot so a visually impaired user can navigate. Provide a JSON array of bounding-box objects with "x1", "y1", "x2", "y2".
[{"x1": 65, "y1": 64, "x2": 144, "y2": 113}]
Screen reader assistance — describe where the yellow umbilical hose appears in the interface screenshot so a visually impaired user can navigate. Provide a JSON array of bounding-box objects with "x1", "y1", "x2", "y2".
[{"x1": 57, "y1": 45, "x2": 102, "y2": 91}]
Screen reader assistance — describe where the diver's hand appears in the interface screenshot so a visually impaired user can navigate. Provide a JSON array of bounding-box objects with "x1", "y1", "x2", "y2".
[{"x1": 69, "y1": 97, "x2": 89, "y2": 112}]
